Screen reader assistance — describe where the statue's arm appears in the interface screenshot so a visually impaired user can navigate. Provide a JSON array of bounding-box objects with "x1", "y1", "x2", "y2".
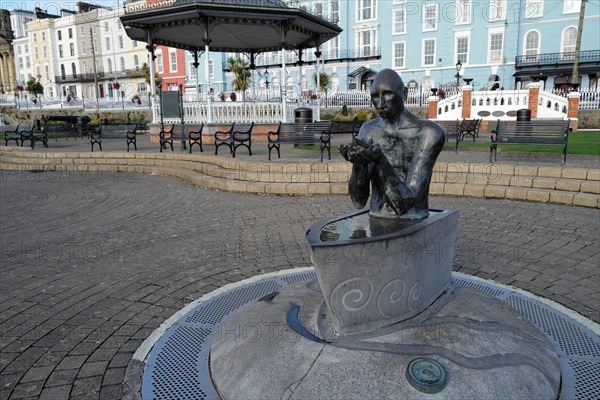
[
  {"x1": 348, "y1": 163, "x2": 371, "y2": 209},
  {"x1": 374, "y1": 125, "x2": 445, "y2": 214}
]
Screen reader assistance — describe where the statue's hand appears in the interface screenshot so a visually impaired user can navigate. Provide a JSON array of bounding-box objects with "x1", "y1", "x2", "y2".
[{"x1": 340, "y1": 139, "x2": 384, "y2": 165}]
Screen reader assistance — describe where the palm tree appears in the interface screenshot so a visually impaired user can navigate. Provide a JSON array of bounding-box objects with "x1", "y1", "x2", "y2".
[
  {"x1": 312, "y1": 72, "x2": 332, "y2": 94},
  {"x1": 141, "y1": 62, "x2": 162, "y2": 96},
  {"x1": 25, "y1": 77, "x2": 44, "y2": 104},
  {"x1": 227, "y1": 56, "x2": 251, "y2": 100}
]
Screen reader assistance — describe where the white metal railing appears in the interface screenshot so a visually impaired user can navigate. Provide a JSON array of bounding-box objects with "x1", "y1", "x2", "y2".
[
  {"x1": 153, "y1": 101, "x2": 319, "y2": 124},
  {"x1": 318, "y1": 89, "x2": 436, "y2": 109},
  {"x1": 551, "y1": 88, "x2": 600, "y2": 110}
]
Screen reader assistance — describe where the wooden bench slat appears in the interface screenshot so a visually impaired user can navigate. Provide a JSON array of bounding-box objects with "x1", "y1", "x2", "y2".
[
  {"x1": 491, "y1": 119, "x2": 569, "y2": 163},
  {"x1": 268, "y1": 121, "x2": 332, "y2": 161}
]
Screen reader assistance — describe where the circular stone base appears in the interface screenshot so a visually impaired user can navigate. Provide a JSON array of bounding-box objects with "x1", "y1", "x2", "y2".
[{"x1": 210, "y1": 280, "x2": 561, "y2": 400}]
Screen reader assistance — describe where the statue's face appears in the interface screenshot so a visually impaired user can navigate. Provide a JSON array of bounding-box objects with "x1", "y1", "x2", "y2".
[{"x1": 370, "y1": 76, "x2": 404, "y2": 120}]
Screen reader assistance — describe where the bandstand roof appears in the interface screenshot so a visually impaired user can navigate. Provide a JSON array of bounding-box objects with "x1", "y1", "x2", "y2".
[{"x1": 121, "y1": 0, "x2": 342, "y2": 53}]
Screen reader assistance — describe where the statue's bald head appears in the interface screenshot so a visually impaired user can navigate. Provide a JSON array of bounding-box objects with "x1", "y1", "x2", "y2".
[
  {"x1": 371, "y1": 69, "x2": 404, "y2": 97},
  {"x1": 370, "y1": 69, "x2": 406, "y2": 120}
]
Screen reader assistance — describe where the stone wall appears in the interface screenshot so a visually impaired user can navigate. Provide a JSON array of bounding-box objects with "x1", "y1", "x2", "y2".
[
  {"x1": 0, "y1": 107, "x2": 152, "y2": 125},
  {"x1": 579, "y1": 110, "x2": 600, "y2": 129}
]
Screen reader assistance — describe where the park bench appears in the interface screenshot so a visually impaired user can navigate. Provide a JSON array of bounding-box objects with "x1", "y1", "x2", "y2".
[
  {"x1": 214, "y1": 122, "x2": 254, "y2": 157},
  {"x1": 459, "y1": 118, "x2": 481, "y2": 141},
  {"x1": 330, "y1": 118, "x2": 363, "y2": 138},
  {"x1": 267, "y1": 121, "x2": 333, "y2": 161},
  {"x1": 19, "y1": 125, "x2": 47, "y2": 149},
  {"x1": 88, "y1": 124, "x2": 138, "y2": 152},
  {"x1": 491, "y1": 119, "x2": 570, "y2": 163},
  {"x1": 434, "y1": 120, "x2": 461, "y2": 153},
  {"x1": 159, "y1": 124, "x2": 205, "y2": 153},
  {"x1": 2, "y1": 125, "x2": 21, "y2": 146},
  {"x1": 46, "y1": 115, "x2": 91, "y2": 139}
]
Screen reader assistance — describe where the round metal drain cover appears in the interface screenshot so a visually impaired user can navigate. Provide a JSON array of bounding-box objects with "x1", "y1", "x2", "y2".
[{"x1": 406, "y1": 358, "x2": 447, "y2": 394}]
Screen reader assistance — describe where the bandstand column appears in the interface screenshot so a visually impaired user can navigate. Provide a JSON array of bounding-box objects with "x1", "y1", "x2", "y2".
[
  {"x1": 281, "y1": 45, "x2": 287, "y2": 122},
  {"x1": 146, "y1": 30, "x2": 158, "y2": 123},
  {"x1": 314, "y1": 47, "x2": 322, "y2": 122}
]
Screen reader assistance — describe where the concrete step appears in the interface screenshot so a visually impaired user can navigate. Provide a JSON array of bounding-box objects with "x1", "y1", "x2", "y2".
[{"x1": 1, "y1": 148, "x2": 598, "y2": 208}]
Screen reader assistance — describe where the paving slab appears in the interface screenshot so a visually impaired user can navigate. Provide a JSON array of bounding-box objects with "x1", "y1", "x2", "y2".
[{"x1": 0, "y1": 171, "x2": 598, "y2": 399}]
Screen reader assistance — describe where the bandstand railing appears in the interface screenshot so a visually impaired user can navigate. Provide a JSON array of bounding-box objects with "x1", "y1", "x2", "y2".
[{"x1": 152, "y1": 100, "x2": 319, "y2": 124}]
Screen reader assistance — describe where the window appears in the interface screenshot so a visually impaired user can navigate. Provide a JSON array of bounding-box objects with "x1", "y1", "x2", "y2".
[
  {"x1": 32, "y1": 33, "x2": 37, "y2": 42},
  {"x1": 71, "y1": 63, "x2": 77, "y2": 77},
  {"x1": 330, "y1": 0, "x2": 339, "y2": 23},
  {"x1": 108, "y1": 59, "x2": 113, "y2": 73},
  {"x1": 70, "y1": 43, "x2": 75, "y2": 56},
  {"x1": 120, "y1": 57, "x2": 125, "y2": 71},
  {"x1": 81, "y1": 41, "x2": 86, "y2": 54},
  {"x1": 564, "y1": 0, "x2": 581, "y2": 13},
  {"x1": 92, "y1": 25, "x2": 96, "y2": 35},
  {"x1": 525, "y1": 0, "x2": 543, "y2": 18},
  {"x1": 423, "y1": 3, "x2": 438, "y2": 31},
  {"x1": 134, "y1": 55, "x2": 140, "y2": 71},
  {"x1": 83, "y1": 60, "x2": 88, "y2": 74},
  {"x1": 189, "y1": 62, "x2": 197, "y2": 78},
  {"x1": 18, "y1": 57, "x2": 23, "y2": 69},
  {"x1": 314, "y1": 2, "x2": 323, "y2": 18},
  {"x1": 209, "y1": 59, "x2": 214, "y2": 79},
  {"x1": 61, "y1": 64, "x2": 66, "y2": 79},
  {"x1": 393, "y1": 8, "x2": 406, "y2": 34},
  {"x1": 356, "y1": 29, "x2": 376, "y2": 57},
  {"x1": 132, "y1": 40, "x2": 138, "y2": 48},
  {"x1": 156, "y1": 53, "x2": 163, "y2": 73},
  {"x1": 138, "y1": 82, "x2": 147, "y2": 94},
  {"x1": 524, "y1": 30, "x2": 540, "y2": 62},
  {"x1": 357, "y1": 0, "x2": 376, "y2": 21},
  {"x1": 422, "y1": 39, "x2": 436, "y2": 66},
  {"x1": 488, "y1": 0, "x2": 506, "y2": 21},
  {"x1": 59, "y1": 45, "x2": 63, "y2": 58},
  {"x1": 170, "y1": 51, "x2": 177, "y2": 72},
  {"x1": 36, "y1": 65, "x2": 40, "y2": 77},
  {"x1": 488, "y1": 30, "x2": 504, "y2": 64},
  {"x1": 17, "y1": 46, "x2": 22, "y2": 55},
  {"x1": 105, "y1": 38, "x2": 110, "y2": 51},
  {"x1": 456, "y1": 34, "x2": 469, "y2": 64},
  {"x1": 104, "y1": 22, "x2": 109, "y2": 32},
  {"x1": 68, "y1": 28, "x2": 72, "y2": 38},
  {"x1": 58, "y1": 30, "x2": 62, "y2": 40},
  {"x1": 329, "y1": 36, "x2": 339, "y2": 58},
  {"x1": 45, "y1": 65, "x2": 49, "y2": 80},
  {"x1": 456, "y1": 0, "x2": 472, "y2": 24},
  {"x1": 26, "y1": 56, "x2": 30, "y2": 68},
  {"x1": 42, "y1": 46, "x2": 47, "y2": 58},
  {"x1": 393, "y1": 41, "x2": 405, "y2": 68},
  {"x1": 34, "y1": 47, "x2": 39, "y2": 59},
  {"x1": 80, "y1": 26, "x2": 84, "y2": 36},
  {"x1": 561, "y1": 27, "x2": 577, "y2": 59},
  {"x1": 41, "y1": 32, "x2": 46, "y2": 41},
  {"x1": 118, "y1": 36, "x2": 123, "y2": 49}
]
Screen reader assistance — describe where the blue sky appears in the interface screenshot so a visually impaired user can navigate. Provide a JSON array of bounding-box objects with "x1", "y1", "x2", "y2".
[{"x1": 0, "y1": 0, "x2": 123, "y2": 13}]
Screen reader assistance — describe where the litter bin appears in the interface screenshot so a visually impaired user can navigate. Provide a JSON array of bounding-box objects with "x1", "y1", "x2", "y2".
[
  {"x1": 295, "y1": 107, "x2": 313, "y2": 123},
  {"x1": 516, "y1": 109, "x2": 531, "y2": 122},
  {"x1": 294, "y1": 107, "x2": 314, "y2": 145}
]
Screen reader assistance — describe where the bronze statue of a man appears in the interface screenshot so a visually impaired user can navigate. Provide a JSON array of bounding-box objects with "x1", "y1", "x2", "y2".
[{"x1": 339, "y1": 69, "x2": 445, "y2": 220}]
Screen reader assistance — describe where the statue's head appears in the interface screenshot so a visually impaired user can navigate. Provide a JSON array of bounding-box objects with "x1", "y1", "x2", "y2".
[{"x1": 370, "y1": 69, "x2": 406, "y2": 120}]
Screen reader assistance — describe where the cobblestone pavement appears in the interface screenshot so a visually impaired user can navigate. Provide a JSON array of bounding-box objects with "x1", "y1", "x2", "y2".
[{"x1": 0, "y1": 171, "x2": 598, "y2": 399}]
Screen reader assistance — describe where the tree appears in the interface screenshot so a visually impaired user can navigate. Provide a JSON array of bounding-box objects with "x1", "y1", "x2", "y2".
[
  {"x1": 312, "y1": 72, "x2": 332, "y2": 95},
  {"x1": 25, "y1": 77, "x2": 44, "y2": 104},
  {"x1": 227, "y1": 56, "x2": 251, "y2": 100},
  {"x1": 141, "y1": 62, "x2": 162, "y2": 94}
]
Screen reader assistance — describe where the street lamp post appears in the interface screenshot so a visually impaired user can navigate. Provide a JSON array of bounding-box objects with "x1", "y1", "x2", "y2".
[
  {"x1": 455, "y1": 60, "x2": 462, "y2": 89},
  {"x1": 264, "y1": 69, "x2": 270, "y2": 101},
  {"x1": 121, "y1": 90, "x2": 125, "y2": 110}
]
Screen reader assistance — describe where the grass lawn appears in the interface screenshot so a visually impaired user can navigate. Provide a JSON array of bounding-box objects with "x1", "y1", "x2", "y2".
[
  {"x1": 447, "y1": 131, "x2": 600, "y2": 155},
  {"x1": 298, "y1": 131, "x2": 599, "y2": 156}
]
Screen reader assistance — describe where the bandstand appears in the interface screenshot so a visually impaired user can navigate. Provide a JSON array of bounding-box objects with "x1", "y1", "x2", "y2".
[{"x1": 120, "y1": 0, "x2": 342, "y2": 124}]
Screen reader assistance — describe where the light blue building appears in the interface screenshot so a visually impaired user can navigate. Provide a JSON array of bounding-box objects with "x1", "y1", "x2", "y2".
[{"x1": 186, "y1": 0, "x2": 600, "y2": 99}]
